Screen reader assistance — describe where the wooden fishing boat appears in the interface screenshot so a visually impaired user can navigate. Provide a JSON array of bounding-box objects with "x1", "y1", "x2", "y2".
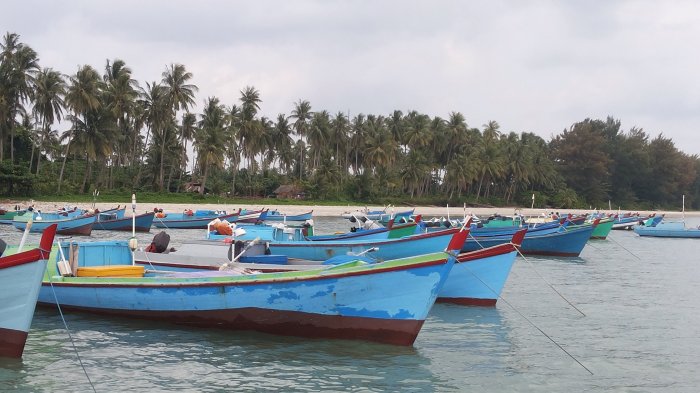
[
  {"x1": 305, "y1": 220, "x2": 418, "y2": 241},
  {"x1": 0, "y1": 224, "x2": 57, "y2": 358},
  {"x1": 12, "y1": 213, "x2": 97, "y2": 236},
  {"x1": 437, "y1": 229, "x2": 525, "y2": 306},
  {"x1": 588, "y1": 215, "x2": 614, "y2": 239},
  {"x1": 264, "y1": 210, "x2": 313, "y2": 222},
  {"x1": 611, "y1": 213, "x2": 644, "y2": 230},
  {"x1": 0, "y1": 208, "x2": 29, "y2": 225},
  {"x1": 136, "y1": 227, "x2": 518, "y2": 307},
  {"x1": 38, "y1": 230, "x2": 469, "y2": 346},
  {"x1": 95, "y1": 211, "x2": 155, "y2": 232},
  {"x1": 267, "y1": 227, "x2": 460, "y2": 261},
  {"x1": 153, "y1": 209, "x2": 242, "y2": 229},
  {"x1": 634, "y1": 221, "x2": 700, "y2": 238},
  {"x1": 461, "y1": 220, "x2": 598, "y2": 257}
]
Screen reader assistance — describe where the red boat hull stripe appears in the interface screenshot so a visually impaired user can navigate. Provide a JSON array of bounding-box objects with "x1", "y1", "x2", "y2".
[
  {"x1": 0, "y1": 327, "x2": 29, "y2": 358},
  {"x1": 38, "y1": 305, "x2": 425, "y2": 346}
]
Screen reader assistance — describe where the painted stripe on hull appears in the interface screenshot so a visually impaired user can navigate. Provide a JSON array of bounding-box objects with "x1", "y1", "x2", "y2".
[
  {"x1": 38, "y1": 305, "x2": 425, "y2": 346},
  {"x1": 436, "y1": 297, "x2": 497, "y2": 307},
  {"x1": 95, "y1": 224, "x2": 152, "y2": 232},
  {"x1": 56, "y1": 222, "x2": 94, "y2": 236},
  {"x1": 0, "y1": 327, "x2": 28, "y2": 358}
]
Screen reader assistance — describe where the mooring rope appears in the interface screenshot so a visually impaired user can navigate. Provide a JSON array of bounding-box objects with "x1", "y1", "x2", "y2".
[
  {"x1": 458, "y1": 257, "x2": 593, "y2": 375},
  {"x1": 46, "y1": 274, "x2": 97, "y2": 392}
]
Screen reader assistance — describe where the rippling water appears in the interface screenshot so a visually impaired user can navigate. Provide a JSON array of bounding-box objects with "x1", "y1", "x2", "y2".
[{"x1": 1, "y1": 217, "x2": 699, "y2": 392}]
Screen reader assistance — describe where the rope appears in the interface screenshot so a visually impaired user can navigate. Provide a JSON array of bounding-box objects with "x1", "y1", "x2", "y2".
[
  {"x1": 154, "y1": 216, "x2": 170, "y2": 230},
  {"x1": 458, "y1": 260, "x2": 593, "y2": 375},
  {"x1": 513, "y1": 246, "x2": 587, "y2": 317},
  {"x1": 605, "y1": 234, "x2": 641, "y2": 260},
  {"x1": 47, "y1": 274, "x2": 97, "y2": 392}
]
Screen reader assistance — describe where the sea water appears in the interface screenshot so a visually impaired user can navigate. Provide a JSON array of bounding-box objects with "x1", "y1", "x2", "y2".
[{"x1": 1, "y1": 217, "x2": 699, "y2": 392}]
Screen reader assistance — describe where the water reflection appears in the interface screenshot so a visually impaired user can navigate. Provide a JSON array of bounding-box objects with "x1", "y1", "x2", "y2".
[{"x1": 25, "y1": 307, "x2": 441, "y2": 392}]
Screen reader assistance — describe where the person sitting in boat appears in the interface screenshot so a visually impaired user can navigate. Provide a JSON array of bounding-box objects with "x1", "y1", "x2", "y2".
[
  {"x1": 35, "y1": 210, "x2": 43, "y2": 220},
  {"x1": 185, "y1": 209, "x2": 194, "y2": 216}
]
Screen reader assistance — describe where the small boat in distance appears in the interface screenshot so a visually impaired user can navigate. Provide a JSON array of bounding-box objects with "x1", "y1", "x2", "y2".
[
  {"x1": 95, "y1": 211, "x2": 155, "y2": 232},
  {"x1": 265, "y1": 210, "x2": 313, "y2": 222},
  {"x1": 635, "y1": 196, "x2": 699, "y2": 238},
  {"x1": 12, "y1": 212, "x2": 97, "y2": 236}
]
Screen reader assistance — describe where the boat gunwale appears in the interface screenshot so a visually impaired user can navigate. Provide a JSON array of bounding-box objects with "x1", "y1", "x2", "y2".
[{"x1": 44, "y1": 253, "x2": 451, "y2": 288}]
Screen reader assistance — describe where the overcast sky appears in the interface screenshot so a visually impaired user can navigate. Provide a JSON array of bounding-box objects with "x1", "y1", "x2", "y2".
[{"x1": 4, "y1": 0, "x2": 700, "y2": 154}]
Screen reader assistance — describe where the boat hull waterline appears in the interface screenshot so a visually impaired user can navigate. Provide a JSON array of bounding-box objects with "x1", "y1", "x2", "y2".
[{"x1": 39, "y1": 253, "x2": 455, "y2": 346}]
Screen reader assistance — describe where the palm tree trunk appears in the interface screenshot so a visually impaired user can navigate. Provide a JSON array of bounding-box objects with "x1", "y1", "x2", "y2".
[
  {"x1": 81, "y1": 155, "x2": 91, "y2": 193},
  {"x1": 10, "y1": 129, "x2": 14, "y2": 164},
  {"x1": 159, "y1": 137, "x2": 166, "y2": 192},
  {"x1": 57, "y1": 135, "x2": 73, "y2": 193},
  {"x1": 200, "y1": 163, "x2": 209, "y2": 195},
  {"x1": 135, "y1": 128, "x2": 151, "y2": 188},
  {"x1": 36, "y1": 151, "x2": 42, "y2": 176},
  {"x1": 476, "y1": 172, "x2": 485, "y2": 202},
  {"x1": 29, "y1": 143, "x2": 35, "y2": 173}
]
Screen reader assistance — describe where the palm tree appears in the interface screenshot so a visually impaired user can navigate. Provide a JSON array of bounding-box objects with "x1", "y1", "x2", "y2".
[
  {"x1": 307, "y1": 110, "x2": 331, "y2": 171},
  {"x1": 136, "y1": 81, "x2": 170, "y2": 188},
  {"x1": 60, "y1": 65, "x2": 102, "y2": 193},
  {"x1": 0, "y1": 33, "x2": 39, "y2": 163},
  {"x1": 32, "y1": 67, "x2": 65, "y2": 176},
  {"x1": 195, "y1": 97, "x2": 227, "y2": 194},
  {"x1": 290, "y1": 99, "x2": 312, "y2": 179},
  {"x1": 271, "y1": 114, "x2": 293, "y2": 173},
  {"x1": 103, "y1": 59, "x2": 139, "y2": 167},
  {"x1": 159, "y1": 64, "x2": 198, "y2": 191},
  {"x1": 66, "y1": 109, "x2": 116, "y2": 193},
  {"x1": 330, "y1": 112, "x2": 349, "y2": 169},
  {"x1": 349, "y1": 114, "x2": 366, "y2": 174},
  {"x1": 174, "y1": 112, "x2": 196, "y2": 191},
  {"x1": 238, "y1": 86, "x2": 263, "y2": 172}
]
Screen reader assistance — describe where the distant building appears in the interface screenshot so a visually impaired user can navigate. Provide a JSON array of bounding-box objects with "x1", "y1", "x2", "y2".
[
  {"x1": 273, "y1": 184, "x2": 305, "y2": 199},
  {"x1": 184, "y1": 182, "x2": 205, "y2": 193}
]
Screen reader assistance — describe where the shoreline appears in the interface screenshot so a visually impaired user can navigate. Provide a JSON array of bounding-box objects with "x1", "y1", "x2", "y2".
[{"x1": 3, "y1": 199, "x2": 696, "y2": 219}]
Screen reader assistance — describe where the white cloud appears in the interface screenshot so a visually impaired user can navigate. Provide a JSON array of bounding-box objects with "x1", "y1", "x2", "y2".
[{"x1": 3, "y1": 0, "x2": 700, "y2": 153}]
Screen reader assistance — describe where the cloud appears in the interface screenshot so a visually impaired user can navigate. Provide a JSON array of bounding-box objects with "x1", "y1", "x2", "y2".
[{"x1": 3, "y1": 0, "x2": 700, "y2": 154}]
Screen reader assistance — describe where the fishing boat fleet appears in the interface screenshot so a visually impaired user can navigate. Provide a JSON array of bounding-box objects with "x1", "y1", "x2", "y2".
[{"x1": 0, "y1": 198, "x2": 697, "y2": 359}]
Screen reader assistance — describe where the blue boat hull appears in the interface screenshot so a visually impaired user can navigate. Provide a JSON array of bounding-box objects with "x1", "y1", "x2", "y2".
[
  {"x1": 265, "y1": 211, "x2": 313, "y2": 222},
  {"x1": 153, "y1": 212, "x2": 239, "y2": 229},
  {"x1": 438, "y1": 245, "x2": 518, "y2": 306},
  {"x1": 38, "y1": 250, "x2": 455, "y2": 346},
  {"x1": 634, "y1": 221, "x2": 700, "y2": 238},
  {"x1": 462, "y1": 225, "x2": 594, "y2": 257},
  {"x1": 268, "y1": 229, "x2": 458, "y2": 261},
  {"x1": 12, "y1": 215, "x2": 96, "y2": 236},
  {"x1": 95, "y1": 212, "x2": 155, "y2": 232}
]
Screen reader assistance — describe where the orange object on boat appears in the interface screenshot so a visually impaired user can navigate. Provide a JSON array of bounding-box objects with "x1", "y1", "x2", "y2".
[{"x1": 216, "y1": 222, "x2": 233, "y2": 236}]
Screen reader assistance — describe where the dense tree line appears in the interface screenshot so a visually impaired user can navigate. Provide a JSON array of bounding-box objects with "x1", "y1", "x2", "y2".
[{"x1": 1, "y1": 32, "x2": 698, "y2": 209}]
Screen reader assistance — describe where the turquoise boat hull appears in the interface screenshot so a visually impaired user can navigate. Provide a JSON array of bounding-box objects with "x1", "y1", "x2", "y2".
[
  {"x1": 462, "y1": 224, "x2": 594, "y2": 257},
  {"x1": 634, "y1": 221, "x2": 700, "y2": 238},
  {"x1": 95, "y1": 212, "x2": 155, "y2": 232},
  {"x1": 268, "y1": 228, "x2": 459, "y2": 261},
  {"x1": 0, "y1": 225, "x2": 56, "y2": 358},
  {"x1": 12, "y1": 214, "x2": 96, "y2": 236},
  {"x1": 38, "y1": 240, "x2": 456, "y2": 346}
]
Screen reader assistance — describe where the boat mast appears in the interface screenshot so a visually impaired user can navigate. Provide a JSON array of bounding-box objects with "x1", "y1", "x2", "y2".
[{"x1": 682, "y1": 194, "x2": 686, "y2": 223}]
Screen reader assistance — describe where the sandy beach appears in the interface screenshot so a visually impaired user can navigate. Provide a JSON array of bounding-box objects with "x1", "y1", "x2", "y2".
[{"x1": 2, "y1": 199, "x2": 694, "y2": 219}]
